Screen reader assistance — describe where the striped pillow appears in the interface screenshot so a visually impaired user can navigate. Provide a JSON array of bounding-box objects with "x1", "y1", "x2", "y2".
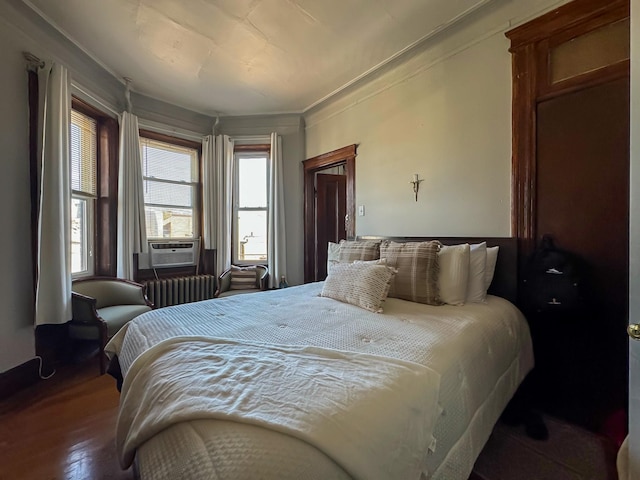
[
  {"x1": 229, "y1": 266, "x2": 257, "y2": 290},
  {"x1": 380, "y1": 240, "x2": 442, "y2": 305},
  {"x1": 327, "y1": 240, "x2": 382, "y2": 275},
  {"x1": 321, "y1": 262, "x2": 396, "y2": 313},
  {"x1": 337, "y1": 240, "x2": 381, "y2": 262}
]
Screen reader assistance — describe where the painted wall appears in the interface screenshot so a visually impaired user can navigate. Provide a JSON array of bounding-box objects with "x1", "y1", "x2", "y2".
[
  {"x1": 0, "y1": 14, "x2": 38, "y2": 373},
  {"x1": 304, "y1": 0, "x2": 570, "y2": 238}
]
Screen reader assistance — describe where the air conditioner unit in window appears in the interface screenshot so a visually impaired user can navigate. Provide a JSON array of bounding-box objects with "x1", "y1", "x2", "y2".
[{"x1": 149, "y1": 239, "x2": 200, "y2": 268}]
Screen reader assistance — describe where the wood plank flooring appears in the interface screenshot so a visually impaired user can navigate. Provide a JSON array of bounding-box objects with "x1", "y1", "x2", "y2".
[
  {"x1": 0, "y1": 359, "x2": 621, "y2": 480},
  {"x1": 0, "y1": 361, "x2": 133, "y2": 480}
]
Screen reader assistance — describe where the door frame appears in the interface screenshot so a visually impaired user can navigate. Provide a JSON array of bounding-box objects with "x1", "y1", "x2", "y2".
[
  {"x1": 505, "y1": 0, "x2": 629, "y2": 257},
  {"x1": 302, "y1": 144, "x2": 356, "y2": 283}
]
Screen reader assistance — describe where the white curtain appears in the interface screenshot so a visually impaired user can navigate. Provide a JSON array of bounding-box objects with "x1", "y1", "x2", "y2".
[
  {"x1": 202, "y1": 135, "x2": 216, "y2": 249},
  {"x1": 35, "y1": 64, "x2": 72, "y2": 326},
  {"x1": 117, "y1": 111, "x2": 147, "y2": 280},
  {"x1": 214, "y1": 135, "x2": 234, "y2": 276},
  {"x1": 267, "y1": 133, "x2": 287, "y2": 288}
]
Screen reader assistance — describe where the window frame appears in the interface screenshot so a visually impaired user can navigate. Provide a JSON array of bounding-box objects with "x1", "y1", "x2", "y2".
[
  {"x1": 70, "y1": 195, "x2": 95, "y2": 278},
  {"x1": 70, "y1": 106, "x2": 98, "y2": 279},
  {"x1": 139, "y1": 130, "x2": 202, "y2": 242},
  {"x1": 70, "y1": 97, "x2": 119, "y2": 278},
  {"x1": 232, "y1": 147, "x2": 271, "y2": 265}
]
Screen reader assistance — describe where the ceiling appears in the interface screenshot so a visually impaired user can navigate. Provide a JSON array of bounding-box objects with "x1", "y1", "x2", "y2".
[{"x1": 24, "y1": 0, "x2": 493, "y2": 116}]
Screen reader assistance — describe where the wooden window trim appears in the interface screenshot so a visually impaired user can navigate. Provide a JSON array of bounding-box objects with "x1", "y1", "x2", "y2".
[
  {"x1": 234, "y1": 143, "x2": 271, "y2": 153},
  {"x1": 232, "y1": 150, "x2": 271, "y2": 265},
  {"x1": 136, "y1": 130, "x2": 204, "y2": 278},
  {"x1": 72, "y1": 97, "x2": 119, "y2": 277}
]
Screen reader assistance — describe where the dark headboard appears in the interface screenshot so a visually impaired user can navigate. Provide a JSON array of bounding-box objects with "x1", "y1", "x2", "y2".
[{"x1": 356, "y1": 236, "x2": 518, "y2": 304}]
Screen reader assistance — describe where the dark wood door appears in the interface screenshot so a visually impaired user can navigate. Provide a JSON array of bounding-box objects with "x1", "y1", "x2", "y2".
[
  {"x1": 315, "y1": 173, "x2": 346, "y2": 280},
  {"x1": 537, "y1": 77, "x2": 629, "y2": 310},
  {"x1": 535, "y1": 76, "x2": 629, "y2": 427}
]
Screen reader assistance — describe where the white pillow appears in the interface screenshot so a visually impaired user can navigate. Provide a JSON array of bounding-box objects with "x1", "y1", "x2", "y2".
[
  {"x1": 321, "y1": 262, "x2": 396, "y2": 313},
  {"x1": 485, "y1": 246, "x2": 499, "y2": 292},
  {"x1": 438, "y1": 244, "x2": 470, "y2": 305},
  {"x1": 466, "y1": 242, "x2": 487, "y2": 303}
]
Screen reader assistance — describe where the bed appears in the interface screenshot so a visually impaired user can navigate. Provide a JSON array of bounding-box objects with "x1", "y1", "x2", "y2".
[{"x1": 106, "y1": 237, "x2": 533, "y2": 480}]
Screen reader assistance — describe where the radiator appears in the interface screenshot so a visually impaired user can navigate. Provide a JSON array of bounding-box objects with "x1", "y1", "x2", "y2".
[{"x1": 144, "y1": 275, "x2": 216, "y2": 308}]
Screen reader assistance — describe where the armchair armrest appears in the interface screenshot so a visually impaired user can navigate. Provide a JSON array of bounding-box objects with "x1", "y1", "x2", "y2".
[
  {"x1": 70, "y1": 291, "x2": 108, "y2": 340},
  {"x1": 257, "y1": 266, "x2": 269, "y2": 291},
  {"x1": 71, "y1": 292, "x2": 100, "y2": 325},
  {"x1": 215, "y1": 268, "x2": 233, "y2": 297}
]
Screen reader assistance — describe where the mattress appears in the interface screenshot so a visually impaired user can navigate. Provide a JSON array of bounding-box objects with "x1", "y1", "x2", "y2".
[{"x1": 106, "y1": 282, "x2": 533, "y2": 480}]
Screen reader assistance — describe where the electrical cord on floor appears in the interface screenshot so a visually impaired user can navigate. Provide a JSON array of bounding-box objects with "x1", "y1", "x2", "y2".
[{"x1": 35, "y1": 355, "x2": 56, "y2": 380}]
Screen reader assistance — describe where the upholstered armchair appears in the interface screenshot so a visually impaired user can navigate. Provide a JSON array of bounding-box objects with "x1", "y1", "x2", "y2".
[
  {"x1": 215, "y1": 265, "x2": 269, "y2": 298},
  {"x1": 69, "y1": 277, "x2": 153, "y2": 374}
]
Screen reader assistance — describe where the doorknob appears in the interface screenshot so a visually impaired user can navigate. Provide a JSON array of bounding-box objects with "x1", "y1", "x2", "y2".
[{"x1": 628, "y1": 323, "x2": 640, "y2": 341}]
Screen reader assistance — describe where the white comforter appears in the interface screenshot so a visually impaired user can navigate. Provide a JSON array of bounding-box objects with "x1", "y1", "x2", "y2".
[
  {"x1": 117, "y1": 337, "x2": 440, "y2": 480},
  {"x1": 107, "y1": 282, "x2": 533, "y2": 480}
]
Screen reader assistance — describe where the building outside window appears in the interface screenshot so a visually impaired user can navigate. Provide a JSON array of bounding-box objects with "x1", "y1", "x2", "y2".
[
  {"x1": 233, "y1": 152, "x2": 269, "y2": 264},
  {"x1": 70, "y1": 109, "x2": 97, "y2": 277},
  {"x1": 140, "y1": 136, "x2": 199, "y2": 239}
]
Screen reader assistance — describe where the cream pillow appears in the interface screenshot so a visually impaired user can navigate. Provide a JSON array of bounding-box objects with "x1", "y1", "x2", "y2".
[
  {"x1": 321, "y1": 262, "x2": 396, "y2": 313},
  {"x1": 466, "y1": 242, "x2": 487, "y2": 303},
  {"x1": 484, "y1": 246, "x2": 499, "y2": 292},
  {"x1": 326, "y1": 241, "x2": 342, "y2": 275},
  {"x1": 438, "y1": 243, "x2": 470, "y2": 305}
]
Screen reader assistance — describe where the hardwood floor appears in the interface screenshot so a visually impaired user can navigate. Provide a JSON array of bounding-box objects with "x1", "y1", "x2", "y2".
[
  {"x1": 0, "y1": 359, "x2": 621, "y2": 480},
  {"x1": 0, "y1": 361, "x2": 133, "y2": 480}
]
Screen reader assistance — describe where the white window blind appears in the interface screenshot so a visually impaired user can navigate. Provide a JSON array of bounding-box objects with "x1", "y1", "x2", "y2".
[
  {"x1": 70, "y1": 109, "x2": 97, "y2": 276},
  {"x1": 70, "y1": 110, "x2": 97, "y2": 196},
  {"x1": 140, "y1": 137, "x2": 198, "y2": 239}
]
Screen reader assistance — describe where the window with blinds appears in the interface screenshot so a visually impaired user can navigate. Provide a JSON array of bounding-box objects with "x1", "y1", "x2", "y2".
[
  {"x1": 70, "y1": 109, "x2": 97, "y2": 276},
  {"x1": 70, "y1": 110, "x2": 97, "y2": 197},
  {"x1": 140, "y1": 137, "x2": 198, "y2": 239}
]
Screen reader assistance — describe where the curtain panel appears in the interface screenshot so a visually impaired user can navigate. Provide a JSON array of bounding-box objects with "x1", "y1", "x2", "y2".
[
  {"x1": 117, "y1": 111, "x2": 147, "y2": 280},
  {"x1": 35, "y1": 64, "x2": 73, "y2": 326},
  {"x1": 214, "y1": 135, "x2": 234, "y2": 277},
  {"x1": 202, "y1": 135, "x2": 215, "y2": 250},
  {"x1": 267, "y1": 132, "x2": 287, "y2": 289}
]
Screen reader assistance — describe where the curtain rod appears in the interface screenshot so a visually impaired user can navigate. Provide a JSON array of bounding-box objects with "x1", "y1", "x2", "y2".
[{"x1": 23, "y1": 51, "x2": 45, "y2": 70}]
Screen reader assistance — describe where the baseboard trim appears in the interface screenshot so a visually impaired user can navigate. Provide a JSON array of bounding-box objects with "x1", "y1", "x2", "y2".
[{"x1": 0, "y1": 358, "x2": 41, "y2": 401}]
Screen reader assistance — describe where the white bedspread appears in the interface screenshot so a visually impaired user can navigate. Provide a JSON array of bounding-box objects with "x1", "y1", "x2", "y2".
[
  {"x1": 107, "y1": 282, "x2": 533, "y2": 480},
  {"x1": 117, "y1": 336, "x2": 440, "y2": 480}
]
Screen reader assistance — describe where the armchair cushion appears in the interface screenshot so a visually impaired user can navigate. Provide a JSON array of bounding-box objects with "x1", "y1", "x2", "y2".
[{"x1": 68, "y1": 304, "x2": 152, "y2": 340}]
